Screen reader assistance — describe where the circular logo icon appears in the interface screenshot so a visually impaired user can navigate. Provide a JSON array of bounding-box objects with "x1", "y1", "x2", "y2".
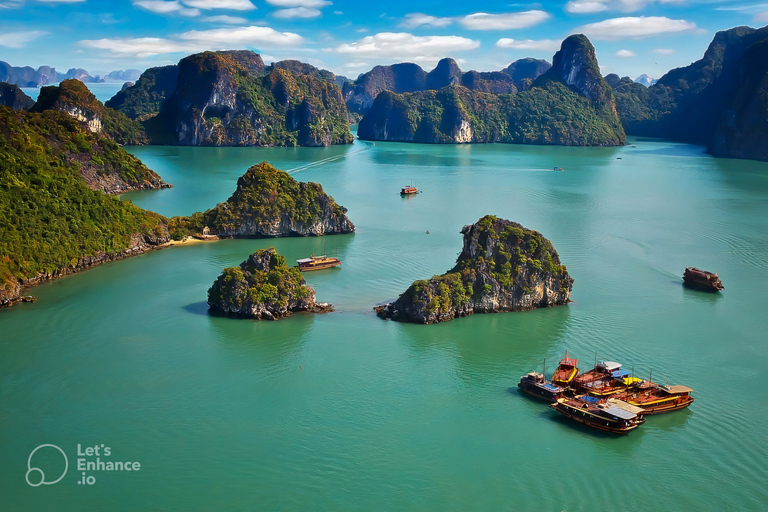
[{"x1": 26, "y1": 444, "x2": 68, "y2": 487}]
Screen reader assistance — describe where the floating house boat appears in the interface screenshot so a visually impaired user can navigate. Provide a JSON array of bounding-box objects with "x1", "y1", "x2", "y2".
[
  {"x1": 551, "y1": 354, "x2": 579, "y2": 387},
  {"x1": 617, "y1": 381, "x2": 695, "y2": 415},
  {"x1": 550, "y1": 396, "x2": 646, "y2": 434},
  {"x1": 518, "y1": 372, "x2": 564, "y2": 402},
  {"x1": 683, "y1": 267, "x2": 724, "y2": 292},
  {"x1": 296, "y1": 254, "x2": 341, "y2": 271}
]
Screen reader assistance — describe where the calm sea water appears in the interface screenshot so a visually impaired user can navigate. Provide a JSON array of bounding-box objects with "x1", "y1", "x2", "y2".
[
  {"x1": 21, "y1": 82, "x2": 127, "y2": 104},
  {"x1": 2, "y1": 135, "x2": 767, "y2": 511}
]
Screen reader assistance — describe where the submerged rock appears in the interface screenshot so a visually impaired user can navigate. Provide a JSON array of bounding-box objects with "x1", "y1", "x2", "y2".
[
  {"x1": 207, "y1": 248, "x2": 333, "y2": 319},
  {"x1": 375, "y1": 215, "x2": 573, "y2": 324}
]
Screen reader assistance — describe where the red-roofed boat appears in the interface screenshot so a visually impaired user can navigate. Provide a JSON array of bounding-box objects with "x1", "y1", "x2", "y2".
[{"x1": 551, "y1": 352, "x2": 579, "y2": 387}]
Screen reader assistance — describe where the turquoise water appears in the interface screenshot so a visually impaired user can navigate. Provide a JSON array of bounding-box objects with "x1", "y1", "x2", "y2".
[
  {"x1": 21, "y1": 82, "x2": 126, "y2": 104},
  {"x1": 2, "y1": 137, "x2": 768, "y2": 510}
]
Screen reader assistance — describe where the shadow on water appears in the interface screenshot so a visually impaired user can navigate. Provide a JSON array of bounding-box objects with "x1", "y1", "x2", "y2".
[
  {"x1": 681, "y1": 284, "x2": 724, "y2": 304},
  {"x1": 183, "y1": 301, "x2": 210, "y2": 316},
  {"x1": 645, "y1": 407, "x2": 693, "y2": 432}
]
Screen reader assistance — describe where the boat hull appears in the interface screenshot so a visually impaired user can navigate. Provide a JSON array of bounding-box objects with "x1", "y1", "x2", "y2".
[
  {"x1": 550, "y1": 400, "x2": 645, "y2": 434},
  {"x1": 518, "y1": 381, "x2": 562, "y2": 402},
  {"x1": 298, "y1": 261, "x2": 341, "y2": 271},
  {"x1": 620, "y1": 395, "x2": 694, "y2": 415}
]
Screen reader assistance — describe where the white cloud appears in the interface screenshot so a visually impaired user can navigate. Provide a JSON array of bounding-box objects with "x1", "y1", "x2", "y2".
[
  {"x1": 615, "y1": 49, "x2": 636, "y2": 57},
  {"x1": 402, "y1": 13, "x2": 454, "y2": 29},
  {"x1": 495, "y1": 38, "x2": 560, "y2": 51},
  {"x1": 134, "y1": 1, "x2": 200, "y2": 16},
  {"x1": 273, "y1": 6, "x2": 320, "y2": 18},
  {"x1": 80, "y1": 25, "x2": 302, "y2": 58},
  {"x1": 178, "y1": 25, "x2": 302, "y2": 46},
  {"x1": 565, "y1": 0, "x2": 685, "y2": 13},
  {"x1": 334, "y1": 32, "x2": 479, "y2": 61},
  {"x1": 182, "y1": 0, "x2": 256, "y2": 10},
  {"x1": 201, "y1": 14, "x2": 248, "y2": 23},
  {"x1": 0, "y1": 29, "x2": 47, "y2": 47},
  {"x1": 577, "y1": 16, "x2": 696, "y2": 40},
  {"x1": 652, "y1": 48, "x2": 675, "y2": 54},
  {"x1": 266, "y1": 0, "x2": 330, "y2": 7},
  {"x1": 755, "y1": 11, "x2": 768, "y2": 22},
  {"x1": 459, "y1": 10, "x2": 550, "y2": 30}
]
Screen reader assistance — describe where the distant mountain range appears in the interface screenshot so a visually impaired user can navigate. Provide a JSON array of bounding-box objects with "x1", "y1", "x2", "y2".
[{"x1": 0, "y1": 61, "x2": 142, "y2": 87}]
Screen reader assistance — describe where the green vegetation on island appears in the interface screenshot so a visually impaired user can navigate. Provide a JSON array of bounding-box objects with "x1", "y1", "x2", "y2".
[
  {"x1": 375, "y1": 215, "x2": 573, "y2": 324},
  {"x1": 169, "y1": 161, "x2": 354, "y2": 239},
  {"x1": 0, "y1": 106, "x2": 168, "y2": 304},
  {"x1": 207, "y1": 247, "x2": 331, "y2": 319}
]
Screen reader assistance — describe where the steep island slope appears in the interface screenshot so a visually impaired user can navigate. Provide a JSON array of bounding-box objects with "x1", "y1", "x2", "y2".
[
  {"x1": 0, "y1": 106, "x2": 171, "y2": 306},
  {"x1": 611, "y1": 25, "x2": 768, "y2": 160},
  {"x1": 0, "y1": 82, "x2": 34, "y2": 110},
  {"x1": 207, "y1": 247, "x2": 332, "y2": 320},
  {"x1": 112, "y1": 51, "x2": 353, "y2": 147},
  {"x1": 358, "y1": 35, "x2": 624, "y2": 146},
  {"x1": 375, "y1": 216, "x2": 573, "y2": 324},
  {"x1": 173, "y1": 161, "x2": 355, "y2": 238}
]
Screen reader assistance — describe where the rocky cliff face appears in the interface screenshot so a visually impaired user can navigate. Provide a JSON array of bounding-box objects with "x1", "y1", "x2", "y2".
[
  {"x1": 344, "y1": 58, "x2": 548, "y2": 117},
  {"x1": 358, "y1": 35, "x2": 624, "y2": 146},
  {"x1": 207, "y1": 248, "x2": 332, "y2": 319},
  {"x1": 106, "y1": 65, "x2": 179, "y2": 121},
  {"x1": 375, "y1": 216, "x2": 573, "y2": 324},
  {"x1": 32, "y1": 79, "x2": 149, "y2": 145},
  {"x1": 0, "y1": 82, "x2": 34, "y2": 110},
  {"x1": 612, "y1": 24, "x2": 768, "y2": 158},
  {"x1": 199, "y1": 161, "x2": 354, "y2": 238},
  {"x1": 149, "y1": 51, "x2": 352, "y2": 147}
]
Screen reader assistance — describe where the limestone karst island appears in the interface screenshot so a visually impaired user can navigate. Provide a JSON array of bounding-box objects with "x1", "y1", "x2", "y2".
[{"x1": 2, "y1": 2, "x2": 768, "y2": 509}]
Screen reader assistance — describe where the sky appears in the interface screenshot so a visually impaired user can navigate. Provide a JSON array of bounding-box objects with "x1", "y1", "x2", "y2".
[{"x1": 0, "y1": 0, "x2": 765, "y2": 81}]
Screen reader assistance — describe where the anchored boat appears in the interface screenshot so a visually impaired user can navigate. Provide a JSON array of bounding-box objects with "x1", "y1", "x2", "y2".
[
  {"x1": 617, "y1": 381, "x2": 695, "y2": 414},
  {"x1": 573, "y1": 361, "x2": 622, "y2": 392},
  {"x1": 551, "y1": 353, "x2": 579, "y2": 387},
  {"x1": 683, "y1": 267, "x2": 724, "y2": 292},
  {"x1": 550, "y1": 396, "x2": 646, "y2": 434},
  {"x1": 296, "y1": 254, "x2": 341, "y2": 271},
  {"x1": 518, "y1": 372, "x2": 564, "y2": 402}
]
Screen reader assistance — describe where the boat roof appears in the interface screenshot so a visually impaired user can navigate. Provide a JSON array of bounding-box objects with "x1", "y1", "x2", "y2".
[
  {"x1": 296, "y1": 258, "x2": 314, "y2": 264},
  {"x1": 611, "y1": 369, "x2": 633, "y2": 378},
  {"x1": 602, "y1": 361, "x2": 622, "y2": 371},
  {"x1": 559, "y1": 357, "x2": 578, "y2": 366},
  {"x1": 606, "y1": 398, "x2": 645, "y2": 415},
  {"x1": 604, "y1": 405, "x2": 638, "y2": 420},
  {"x1": 580, "y1": 395, "x2": 600, "y2": 404},
  {"x1": 666, "y1": 385, "x2": 694, "y2": 393},
  {"x1": 542, "y1": 383, "x2": 562, "y2": 392}
]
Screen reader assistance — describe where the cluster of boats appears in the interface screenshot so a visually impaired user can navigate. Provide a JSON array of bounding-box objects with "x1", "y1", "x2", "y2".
[{"x1": 519, "y1": 354, "x2": 694, "y2": 434}]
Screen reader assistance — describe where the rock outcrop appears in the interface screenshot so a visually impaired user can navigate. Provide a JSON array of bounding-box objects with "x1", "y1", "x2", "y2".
[
  {"x1": 0, "y1": 61, "x2": 58, "y2": 87},
  {"x1": 611, "y1": 24, "x2": 768, "y2": 160},
  {"x1": 31, "y1": 79, "x2": 150, "y2": 145},
  {"x1": 375, "y1": 215, "x2": 573, "y2": 324},
  {"x1": 106, "y1": 65, "x2": 179, "y2": 121},
  {"x1": 358, "y1": 35, "x2": 624, "y2": 146},
  {"x1": 131, "y1": 51, "x2": 354, "y2": 147},
  {"x1": 191, "y1": 161, "x2": 354, "y2": 238},
  {"x1": 0, "y1": 82, "x2": 34, "y2": 110},
  {"x1": 343, "y1": 58, "x2": 549, "y2": 118},
  {"x1": 207, "y1": 248, "x2": 332, "y2": 319}
]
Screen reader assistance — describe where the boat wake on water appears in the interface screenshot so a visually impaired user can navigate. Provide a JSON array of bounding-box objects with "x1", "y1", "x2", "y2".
[{"x1": 286, "y1": 141, "x2": 375, "y2": 174}]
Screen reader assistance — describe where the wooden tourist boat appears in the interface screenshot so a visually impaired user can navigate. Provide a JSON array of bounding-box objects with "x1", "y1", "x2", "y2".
[
  {"x1": 582, "y1": 369, "x2": 643, "y2": 398},
  {"x1": 518, "y1": 372, "x2": 564, "y2": 402},
  {"x1": 683, "y1": 267, "x2": 724, "y2": 292},
  {"x1": 616, "y1": 381, "x2": 695, "y2": 415},
  {"x1": 551, "y1": 353, "x2": 579, "y2": 387},
  {"x1": 296, "y1": 254, "x2": 341, "y2": 271},
  {"x1": 573, "y1": 361, "x2": 622, "y2": 391},
  {"x1": 400, "y1": 185, "x2": 419, "y2": 195},
  {"x1": 550, "y1": 396, "x2": 646, "y2": 434}
]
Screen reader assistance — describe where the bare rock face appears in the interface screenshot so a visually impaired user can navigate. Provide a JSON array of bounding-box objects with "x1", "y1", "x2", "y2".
[
  {"x1": 539, "y1": 34, "x2": 613, "y2": 105},
  {"x1": 375, "y1": 216, "x2": 573, "y2": 324},
  {"x1": 207, "y1": 248, "x2": 333, "y2": 320},
  {"x1": 201, "y1": 161, "x2": 354, "y2": 238}
]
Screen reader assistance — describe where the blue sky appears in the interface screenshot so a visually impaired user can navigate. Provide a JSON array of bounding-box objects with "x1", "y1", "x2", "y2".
[{"x1": 0, "y1": 0, "x2": 765, "y2": 80}]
